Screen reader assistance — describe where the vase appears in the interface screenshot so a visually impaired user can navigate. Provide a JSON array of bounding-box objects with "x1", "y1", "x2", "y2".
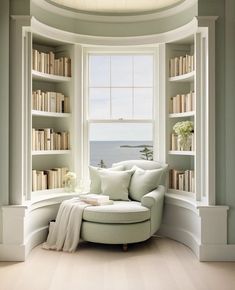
[
  {"x1": 178, "y1": 135, "x2": 191, "y2": 151},
  {"x1": 64, "y1": 180, "x2": 76, "y2": 192}
]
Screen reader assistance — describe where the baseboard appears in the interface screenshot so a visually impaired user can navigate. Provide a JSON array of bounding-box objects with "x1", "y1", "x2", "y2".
[
  {"x1": 199, "y1": 244, "x2": 235, "y2": 261},
  {"x1": 158, "y1": 223, "x2": 200, "y2": 258},
  {"x1": 0, "y1": 244, "x2": 26, "y2": 262},
  {"x1": 25, "y1": 225, "x2": 48, "y2": 258},
  {"x1": 0, "y1": 226, "x2": 48, "y2": 262}
]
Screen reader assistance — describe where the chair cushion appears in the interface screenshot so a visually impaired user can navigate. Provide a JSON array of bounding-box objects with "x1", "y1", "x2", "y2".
[
  {"x1": 112, "y1": 160, "x2": 168, "y2": 186},
  {"x1": 129, "y1": 166, "x2": 164, "y2": 201},
  {"x1": 99, "y1": 169, "x2": 134, "y2": 201},
  {"x1": 89, "y1": 165, "x2": 124, "y2": 194},
  {"x1": 83, "y1": 201, "x2": 150, "y2": 224}
]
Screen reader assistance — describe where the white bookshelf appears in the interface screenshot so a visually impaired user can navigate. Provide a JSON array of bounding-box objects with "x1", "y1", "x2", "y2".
[
  {"x1": 30, "y1": 37, "x2": 74, "y2": 198},
  {"x1": 169, "y1": 70, "x2": 195, "y2": 82},
  {"x1": 168, "y1": 150, "x2": 195, "y2": 156},
  {"x1": 32, "y1": 110, "x2": 71, "y2": 118},
  {"x1": 164, "y1": 41, "x2": 197, "y2": 199},
  {"x1": 169, "y1": 111, "x2": 195, "y2": 118},
  {"x1": 32, "y1": 150, "x2": 71, "y2": 156},
  {"x1": 32, "y1": 70, "x2": 71, "y2": 83}
]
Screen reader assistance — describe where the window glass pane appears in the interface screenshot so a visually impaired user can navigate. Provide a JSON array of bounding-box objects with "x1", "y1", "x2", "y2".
[
  {"x1": 134, "y1": 88, "x2": 153, "y2": 119},
  {"x1": 90, "y1": 123, "x2": 153, "y2": 167},
  {"x1": 111, "y1": 56, "x2": 132, "y2": 87},
  {"x1": 134, "y1": 55, "x2": 153, "y2": 87},
  {"x1": 111, "y1": 88, "x2": 132, "y2": 119},
  {"x1": 89, "y1": 88, "x2": 110, "y2": 119},
  {"x1": 89, "y1": 55, "x2": 110, "y2": 87}
]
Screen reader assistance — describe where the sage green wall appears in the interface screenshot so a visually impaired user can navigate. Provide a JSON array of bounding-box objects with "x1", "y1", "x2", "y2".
[
  {"x1": 31, "y1": 1, "x2": 197, "y2": 37},
  {"x1": 10, "y1": 0, "x2": 30, "y2": 15},
  {"x1": 199, "y1": 0, "x2": 235, "y2": 244},
  {"x1": 0, "y1": 0, "x2": 10, "y2": 243},
  {"x1": 0, "y1": 0, "x2": 9, "y2": 206}
]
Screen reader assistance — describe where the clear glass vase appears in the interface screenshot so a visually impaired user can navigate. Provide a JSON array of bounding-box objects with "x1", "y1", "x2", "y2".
[{"x1": 178, "y1": 135, "x2": 192, "y2": 151}]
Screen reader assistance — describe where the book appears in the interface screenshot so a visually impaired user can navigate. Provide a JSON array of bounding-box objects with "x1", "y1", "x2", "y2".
[{"x1": 80, "y1": 194, "x2": 112, "y2": 205}]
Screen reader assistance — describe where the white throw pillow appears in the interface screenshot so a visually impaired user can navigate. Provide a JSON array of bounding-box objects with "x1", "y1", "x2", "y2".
[
  {"x1": 99, "y1": 169, "x2": 134, "y2": 201},
  {"x1": 129, "y1": 166, "x2": 163, "y2": 201},
  {"x1": 89, "y1": 165, "x2": 124, "y2": 194}
]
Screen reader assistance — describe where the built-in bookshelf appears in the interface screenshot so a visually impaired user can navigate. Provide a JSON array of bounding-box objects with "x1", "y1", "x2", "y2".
[
  {"x1": 165, "y1": 41, "x2": 197, "y2": 198},
  {"x1": 31, "y1": 38, "x2": 74, "y2": 196}
]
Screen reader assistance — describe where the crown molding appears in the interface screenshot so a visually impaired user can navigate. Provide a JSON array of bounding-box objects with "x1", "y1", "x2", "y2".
[
  {"x1": 30, "y1": 16, "x2": 198, "y2": 46},
  {"x1": 32, "y1": 0, "x2": 197, "y2": 23}
]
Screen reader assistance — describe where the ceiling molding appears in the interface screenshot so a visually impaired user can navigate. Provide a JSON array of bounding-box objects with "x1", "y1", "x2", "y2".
[
  {"x1": 32, "y1": 0, "x2": 197, "y2": 23},
  {"x1": 30, "y1": 16, "x2": 198, "y2": 46}
]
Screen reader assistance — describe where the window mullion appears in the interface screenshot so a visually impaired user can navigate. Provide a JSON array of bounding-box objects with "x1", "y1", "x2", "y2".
[{"x1": 109, "y1": 55, "x2": 112, "y2": 119}]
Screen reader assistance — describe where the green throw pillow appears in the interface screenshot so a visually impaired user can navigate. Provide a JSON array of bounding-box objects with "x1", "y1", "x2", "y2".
[
  {"x1": 99, "y1": 169, "x2": 134, "y2": 201},
  {"x1": 129, "y1": 166, "x2": 163, "y2": 201},
  {"x1": 89, "y1": 165, "x2": 124, "y2": 194}
]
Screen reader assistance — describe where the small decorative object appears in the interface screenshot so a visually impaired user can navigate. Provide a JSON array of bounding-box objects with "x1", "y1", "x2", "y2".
[
  {"x1": 173, "y1": 121, "x2": 194, "y2": 151},
  {"x1": 63, "y1": 171, "x2": 77, "y2": 192}
]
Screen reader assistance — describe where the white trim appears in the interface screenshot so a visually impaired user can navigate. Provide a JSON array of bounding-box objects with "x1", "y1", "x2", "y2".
[
  {"x1": 169, "y1": 70, "x2": 195, "y2": 82},
  {"x1": 169, "y1": 111, "x2": 195, "y2": 118},
  {"x1": 32, "y1": 0, "x2": 197, "y2": 23},
  {"x1": 32, "y1": 70, "x2": 71, "y2": 82},
  {"x1": 168, "y1": 150, "x2": 195, "y2": 155},
  {"x1": 32, "y1": 150, "x2": 71, "y2": 155},
  {"x1": 32, "y1": 110, "x2": 71, "y2": 117},
  {"x1": 30, "y1": 16, "x2": 198, "y2": 46}
]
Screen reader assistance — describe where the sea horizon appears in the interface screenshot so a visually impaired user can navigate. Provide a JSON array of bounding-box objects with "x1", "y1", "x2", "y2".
[{"x1": 90, "y1": 140, "x2": 153, "y2": 168}]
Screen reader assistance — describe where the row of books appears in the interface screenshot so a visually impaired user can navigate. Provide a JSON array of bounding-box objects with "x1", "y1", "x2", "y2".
[
  {"x1": 32, "y1": 90, "x2": 70, "y2": 113},
  {"x1": 32, "y1": 49, "x2": 71, "y2": 77},
  {"x1": 169, "y1": 54, "x2": 194, "y2": 77},
  {"x1": 32, "y1": 128, "x2": 70, "y2": 151},
  {"x1": 32, "y1": 167, "x2": 68, "y2": 191},
  {"x1": 169, "y1": 91, "x2": 195, "y2": 114},
  {"x1": 171, "y1": 133, "x2": 195, "y2": 151},
  {"x1": 170, "y1": 169, "x2": 195, "y2": 192}
]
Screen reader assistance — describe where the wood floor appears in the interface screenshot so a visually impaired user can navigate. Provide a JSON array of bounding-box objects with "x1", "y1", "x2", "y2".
[{"x1": 0, "y1": 237, "x2": 235, "y2": 290}]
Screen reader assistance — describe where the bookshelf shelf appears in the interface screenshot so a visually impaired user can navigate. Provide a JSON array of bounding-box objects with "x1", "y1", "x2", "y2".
[
  {"x1": 169, "y1": 111, "x2": 195, "y2": 118},
  {"x1": 32, "y1": 110, "x2": 71, "y2": 118},
  {"x1": 169, "y1": 71, "x2": 195, "y2": 82},
  {"x1": 32, "y1": 150, "x2": 71, "y2": 156},
  {"x1": 169, "y1": 150, "x2": 195, "y2": 156},
  {"x1": 32, "y1": 70, "x2": 71, "y2": 83}
]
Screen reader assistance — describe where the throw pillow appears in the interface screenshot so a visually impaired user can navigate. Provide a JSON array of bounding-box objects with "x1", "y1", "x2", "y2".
[
  {"x1": 129, "y1": 166, "x2": 163, "y2": 201},
  {"x1": 99, "y1": 169, "x2": 134, "y2": 201},
  {"x1": 89, "y1": 165, "x2": 124, "y2": 194}
]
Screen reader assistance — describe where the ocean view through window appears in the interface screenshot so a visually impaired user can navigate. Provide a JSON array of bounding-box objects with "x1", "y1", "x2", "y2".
[{"x1": 87, "y1": 52, "x2": 154, "y2": 167}]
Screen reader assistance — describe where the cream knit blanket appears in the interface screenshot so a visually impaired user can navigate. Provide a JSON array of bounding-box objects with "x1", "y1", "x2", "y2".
[{"x1": 42, "y1": 198, "x2": 90, "y2": 252}]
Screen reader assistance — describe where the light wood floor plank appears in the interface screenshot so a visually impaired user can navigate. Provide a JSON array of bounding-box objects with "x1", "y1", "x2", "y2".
[{"x1": 0, "y1": 238, "x2": 235, "y2": 290}]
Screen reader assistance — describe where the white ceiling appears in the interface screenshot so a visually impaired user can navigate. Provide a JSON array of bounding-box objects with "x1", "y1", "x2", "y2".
[{"x1": 49, "y1": 0, "x2": 184, "y2": 13}]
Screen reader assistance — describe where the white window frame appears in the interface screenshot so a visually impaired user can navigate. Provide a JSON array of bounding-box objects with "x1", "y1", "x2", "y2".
[{"x1": 82, "y1": 46, "x2": 159, "y2": 185}]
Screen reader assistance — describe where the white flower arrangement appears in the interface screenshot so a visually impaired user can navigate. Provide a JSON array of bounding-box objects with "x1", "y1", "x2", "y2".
[
  {"x1": 173, "y1": 121, "x2": 194, "y2": 137},
  {"x1": 63, "y1": 171, "x2": 77, "y2": 192}
]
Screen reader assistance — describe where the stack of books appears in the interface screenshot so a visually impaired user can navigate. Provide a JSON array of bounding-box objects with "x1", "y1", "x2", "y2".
[
  {"x1": 32, "y1": 49, "x2": 71, "y2": 77},
  {"x1": 32, "y1": 90, "x2": 69, "y2": 113},
  {"x1": 170, "y1": 169, "x2": 195, "y2": 192},
  {"x1": 169, "y1": 91, "x2": 195, "y2": 114},
  {"x1": 32, "y1": 167, "x2": 68, "y2": 191},
  {"x1": 169, "y1": 54, "x2": 194, "y2": 77},
  {"x1": 79, "y1": 194, "x2": 113, "y2": 206},
  {"x1": 32, "y1": 128, "x2": 69, "y2": 151}
]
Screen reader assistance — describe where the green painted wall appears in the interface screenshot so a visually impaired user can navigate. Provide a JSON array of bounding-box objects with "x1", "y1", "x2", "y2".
[
  {"x1": 198, "y1": 0, "x2": 235, "y2": 244},
  {"x1": 0, "y1": 0, "x2": 9, "y2": 206}
]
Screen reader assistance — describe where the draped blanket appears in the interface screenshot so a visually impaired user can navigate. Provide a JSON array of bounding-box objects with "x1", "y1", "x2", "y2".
[{"x1": 42, "y1": 198, "x2": 90, "y2": 252}]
